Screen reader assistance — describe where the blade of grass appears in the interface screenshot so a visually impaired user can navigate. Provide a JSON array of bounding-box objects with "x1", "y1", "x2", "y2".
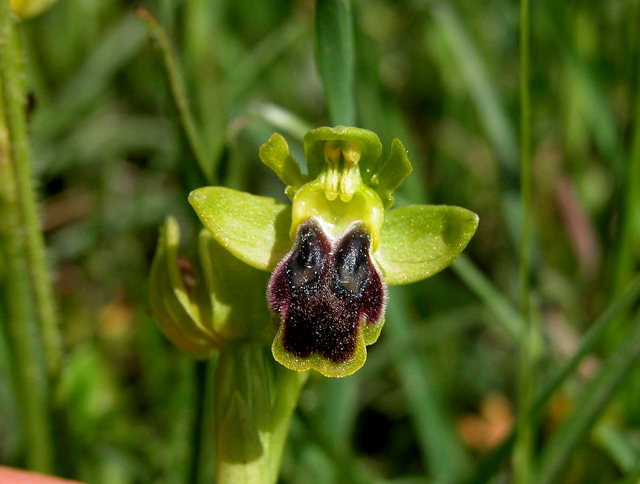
[
  {"x1": 1, "y1": 0, "x2": 62, "y2": 379},
  {"x1": 316, "y1": 0, "x2": 356, "y2": 126},
  {"x1": 451, "y1": 255, "x2": 522, "y2": 339},
  {"x1": 469, "y1": 273, "x2": 640, "y2": 484},
  {"x1": 427, "y1": 2, "x2": 518, "y2": 171},
  {"x1": 541, "y1": 0, "x2": 621, "y2": 166},
  {"x1": 249, "y1": 102, "x2": 312, "y2": 142},
  {"x1": 612, "y1": 54, "x2": 640, "y2": 298},
  {"x1": 136, "y1": 8, "x2": 211, "y2": 183},
  {"x1": 513, "y1": 0, "x2": 535, "y2": 482},
  {"x1": 318, "y1": 376, "x2": 360, "y2": 449},
  {"x1": 538, "y1": 312, "x2": 640, "y2": 484},
  {"x1": 386, "y1": 289, "x2": 472, "y2": 481},
  {"x1": 295, "y1": 412, "x2": 387, "y2": 484},
  {"x1": 594, "y1": 423, "x2": 638, "y2": 473},
  {"x1": 227, "y1": 15, "x2": 310, "y2": 101},
  {"x1": 183, "y1": 0, "x2": 227, "y2": 180},
  {"x1": 534, "y1": 274, "x2": 640, "y2": 409},
  {"x1": 33, "y1": 13, "x2": 147, "y2": 143}
]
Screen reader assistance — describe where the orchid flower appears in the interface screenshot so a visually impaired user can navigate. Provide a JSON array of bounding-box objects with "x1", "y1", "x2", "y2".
[{"x1": 151, "y1": 126, "x2": 478, "y2": 377}]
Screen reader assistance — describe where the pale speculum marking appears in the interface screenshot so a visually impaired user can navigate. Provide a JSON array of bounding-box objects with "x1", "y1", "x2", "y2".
[{"x1": 268, "y1": 219, "x2": 385, "y2": 363}]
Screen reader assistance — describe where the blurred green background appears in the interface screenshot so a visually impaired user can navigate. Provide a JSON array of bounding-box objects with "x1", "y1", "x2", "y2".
[{"x1": 2, "y1": 0, "x2": 640, "y2": 483}]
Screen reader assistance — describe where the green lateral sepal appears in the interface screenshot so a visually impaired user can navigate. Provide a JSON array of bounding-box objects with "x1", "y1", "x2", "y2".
[{"x1": 189, "y1": 187, "x2": 292, "y2": 271}]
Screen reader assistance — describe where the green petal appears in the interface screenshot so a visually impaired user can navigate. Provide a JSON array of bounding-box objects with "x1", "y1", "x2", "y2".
[
  {"x1": 149, "y1": 217, "x2": 221, "y2": 358},
  {"x1": 371, "y1": 139, "x2": 413, "y2": 209},
  {"x1": 303, "y1": 126, "x2": 382, "y2": 184},
  {"x1": 375, "y1": 205, "x2": 479, "y2": 285},
  {"x1": 198, "y1": 229, "x2": 272, "y2": 343},
  {"x1": 258, "y1": 133, "x2": 309, "y2": 199},
  {"x1": 189, "y1": 187, "x2": 292, "y2": 271}
]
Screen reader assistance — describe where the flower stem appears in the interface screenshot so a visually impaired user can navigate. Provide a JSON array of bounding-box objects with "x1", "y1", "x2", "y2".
[
  {"x1": 213, "y1": 343, "x2": 307, "y2": 484},
  {"x1": 0, "y1": 0, "x2": 62, "y2": 379},
  {"x1": 514, "y1": 0, "x2": 535, "y2": 482},
  {"x1": 0, "y1": 65, "x2": 54, "y2": 473}
]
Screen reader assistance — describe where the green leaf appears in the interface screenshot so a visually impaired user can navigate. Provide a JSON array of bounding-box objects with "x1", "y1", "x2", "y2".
[
  {"x1": 303, "y1": 126, "x2": 383, "y2": 184},
  {"x1": 370, "y1": 138, "x2": 413, "y2": 209},
  {"x1": 149, "y1": 217, "x2": 220, "y2": 358},
  {"x1": 376, "y1": 205, "x2": 479, "y2": 285},
  {"x1": 315, "y1": 0, "x2": 355, "y2": 126},
  {"x1": 189, "y1": 187, "x2": 292, "y2": 271},
  {"x1": 258, "y1": 133, "x2": 309, "y2": 199}
]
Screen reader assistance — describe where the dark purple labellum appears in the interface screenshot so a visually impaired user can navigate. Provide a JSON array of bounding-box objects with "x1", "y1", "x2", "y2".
[{"x1": 268, "y1": 219, "x2": 386, "y2": 363}]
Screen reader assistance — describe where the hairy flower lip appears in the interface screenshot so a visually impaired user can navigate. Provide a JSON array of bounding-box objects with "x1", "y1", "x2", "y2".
[{"x1": 269, "y1": 218, "x2": 387, "y2": 377}]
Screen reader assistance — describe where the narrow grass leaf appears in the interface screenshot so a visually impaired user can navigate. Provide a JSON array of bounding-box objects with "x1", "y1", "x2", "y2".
[
  {"x1": 451, "y1": 255, "x2": 522, "y2": 338},
  {"x1": 33, "y1": 14, "x2": 147, "y2": 142},
  {"x1": 538, "y1": 313, "x2": 640, "y2": 484},
  {"x1": 469, "y1": 274, "x2": 640, "y2": 484},
  {"x1": 316, "y1": 0, "x2": 356, "y2": 126},
  {"x1": 386, "y1": 289, "x2": 472, "y2": 482},
  {"x1": 136, "y1": 9, "x2": 211, "y2": 183},
  {"x1": 428, "y1": 2, "x2": 518, "y2": 171},
  {"x1": 228, "y1": 15, "x2": 310, "y2": 101}
]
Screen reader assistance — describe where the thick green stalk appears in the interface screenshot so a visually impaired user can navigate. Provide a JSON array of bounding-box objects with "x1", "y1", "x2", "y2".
[
  {"x1": 0, "y1": 1, "x2": 61, "y2": 378},
  {"x1": 0, "y1": 70, "x2": 54, "y2": 472},
  {"x1": 213, "y1": 343, "x2": 307, "y2": 484},
  {"x1": 514, "y1": 0, "x2": 534, "y2": 482}
]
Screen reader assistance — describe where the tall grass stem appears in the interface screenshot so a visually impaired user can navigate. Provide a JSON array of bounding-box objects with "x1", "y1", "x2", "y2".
[
  {"x1": 0, "y1": 0, "x2": 62, "y2": 379},
  {"x1": 514, "y1": 0, "x2": 535, "y2": 481},
  {"x1": 0, "y1": 47, "x2": 54, "y2": 474}
]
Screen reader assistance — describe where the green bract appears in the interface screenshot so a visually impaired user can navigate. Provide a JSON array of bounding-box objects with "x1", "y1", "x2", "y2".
[
  {"x1": 179, "y1": 126, "x2": 479, "y2": 377},
  {"x1": 149, "y1": 217, "x2": 272, "y2": 356}
]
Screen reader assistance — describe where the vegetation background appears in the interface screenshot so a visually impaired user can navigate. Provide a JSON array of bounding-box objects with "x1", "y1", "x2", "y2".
[{"x1": 1, "y1": 0, "x2": 640, "y2": 483}]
